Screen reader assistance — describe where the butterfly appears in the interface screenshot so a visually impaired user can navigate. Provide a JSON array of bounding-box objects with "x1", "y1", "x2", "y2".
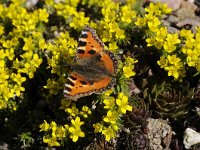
[{"x1": 63, "y1": 26, "x2": 118, "y2": 100}]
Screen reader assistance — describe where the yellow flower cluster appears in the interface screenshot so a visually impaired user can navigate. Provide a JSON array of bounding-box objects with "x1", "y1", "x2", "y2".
[
  {"x1": 123, "y1": 56, "x2": 138, "y2": 78},
  {"x1": 61, "y1": 0, "x2": 137, "y2": 53},
  {"x1": 40, "y1": 104, "x2": 91, "y2": 146},
  {"x1": 44, "y1": 32, "x2": 77, "y2": 95},
  {"x1": 67, "y1": 0, "x2": 136, "y2": 51},
  {"x1": 69, "y1": 117, "x2": 85, "y2": 142},
  {"x1": 135, "y1": 2, "x2": 200, "y2": 80},
  {"x1": 63, "y1": 102, "x2": 91, "y2": 141},
  {"x1": 0, "y1": 1, "x2": 48, "y2": 110},
  {"x1": 135, "y1": 2, "x2": 171, "y2": 29},
  {"x1": 93, "y1": 92, "x2": 132, "y2": 141},
  {"x1": 180, "y1": 28, "x2": 200, "y2": 72},
  {"x1": 46, "y1": 0, "x2": 90, "y2": 29},
  {"x1": 158, "y1": 55, "x2": 185, "y2": 79},
  {"x1": 64, "y1": 103, "x2": 91, "y2": 119},
  {"x1": 141, "y1": 3, "x2": 184, "y2": 80},
  {"x1": 97, "y1": 0, "x2": 137, "y2": 52},
  {"x1": 40, "y1": 121, "x2": 67, "y2": 147}
]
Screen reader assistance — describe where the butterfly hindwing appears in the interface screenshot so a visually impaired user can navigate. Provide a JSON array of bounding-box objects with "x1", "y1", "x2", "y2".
[{"x1": 64, "y1": 72, "x2": 114, "y2": 99}]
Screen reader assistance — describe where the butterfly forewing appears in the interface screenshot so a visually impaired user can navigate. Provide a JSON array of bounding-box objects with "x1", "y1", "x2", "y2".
[{"x1": 76, "y1": 26, "x2": 104, "y2": 59}]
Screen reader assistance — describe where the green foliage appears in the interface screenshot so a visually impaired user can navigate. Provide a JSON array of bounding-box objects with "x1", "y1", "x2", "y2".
[
  {"x1": 146, "y1": 81, "x2": 194, "y2": 119},
  {"x1": 18, "y1": 132, "x2": 34, "y2": 149}
]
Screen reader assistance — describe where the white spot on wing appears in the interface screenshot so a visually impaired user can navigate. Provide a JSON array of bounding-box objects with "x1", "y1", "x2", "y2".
[
  {"x1": 63, "y1": 90, "x2": 70, "y2": 93},
  {"x1": 65, "y1": 83, "x2": 72, "y2": 88},
  {"x1": 68, "y1": 78, "x2": 76, "y2": 82},
  {"x1": 82, "y1": 31, "x2": 87, "y2": 34}
]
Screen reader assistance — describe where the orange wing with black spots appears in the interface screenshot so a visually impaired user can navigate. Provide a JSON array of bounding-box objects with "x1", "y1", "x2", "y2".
[
  {"x1": 76, "y1": 26, "x2": 104, "y2": 59},
  {"x1": 64, "y1": 26, "x2": 118, "y2": 100}
]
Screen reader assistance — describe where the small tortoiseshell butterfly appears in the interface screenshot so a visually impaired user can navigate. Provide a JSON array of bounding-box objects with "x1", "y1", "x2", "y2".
[{"x1": 64, "y1": 26, "x2": 118, "y2": 100}]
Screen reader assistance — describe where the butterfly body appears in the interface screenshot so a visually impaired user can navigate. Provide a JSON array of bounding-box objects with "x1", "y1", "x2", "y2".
[{"x1": 64, "y1": 26, "x2": 118, "y2": 100}]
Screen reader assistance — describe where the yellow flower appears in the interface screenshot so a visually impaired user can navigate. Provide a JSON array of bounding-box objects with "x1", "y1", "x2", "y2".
[
  {"x1": 71, "y1": 116, "x2": 84, "y2": 128},
  {"x1": 37, "y1": 8, "x2": 49, "y2": 23},
  {"x1": 147, "y1": 16, "x2": 161, "y2": 32},
  {"x1": 22, "y1": 62, "x2": 36, "y2": 78},
  {"x1": 102, "y1": 126, "x2": 116, "y2": 141},
  {"x1": 145, "y1": 3, "x2": 159, "y2": 13},
  {"x1": 123, "y1": 56, "x2": 137, "y2": 78},
  {"x1": 166, "y1": 33, "x2": 180, "y2": 45},
  {"x1": 123, "y1": 66, "x2": 135, "y2": 78},
  {"x1": 103, "y1": 96, "x2": 115, "y2": 109},
  {"x1": 21, "y1": 51, "x2": 33, "y2": 60},
  {"x1": 135, "y1": 17, "x2": 147, "y2": 27},
  {"x1": 10, "y1": 73, "x2": 26, "y2": 85},
  {"x1": 23, "y1": 36, "x2": 34, "y2": 51},
  {"x1": 43, "y1": 136, "x2": 60, "y2": 147},
  {"x1": 69, "y1": 117, "x2": 85, "y2": 142},
  {"x1": 32, "y1": 54, "x2": 42, "y2": 68},
  {"x1": 44, "y1": 79, "x2": 60, "y2": 95},
  {"x1": 155, "y1": 27, "x2": 168, "y2": 47},
  {"x1": 0, "y1": 25, "x2": 4, "y2": 35},
  {"x1": 64, "y1": 124, "x2": 69, "y2": 130},
  {"x1": 55, "y1": 126, "x2": 66, "y2": 139},
  {"x1": 167, "y1": 55, "x2": 181, "y2": 67},
  {"x1": 163, "y1": 41, "x2": 176, "y2": 53},
  {"x1": 13, "y1": 84, "x2": 25, "y2": 97},
  {"x1": 120, "y1": 5, "x2": 136, "y2": 23},
  {"x1": 116, "y1": 93, "x2": 132, "y2": 114},
  {"x1": 115, "y1": 28, "x2": 125, "y2": 39},
  {"x1": 81, "y1": 106, "x2": 90, "y2": 113},
  {"x1": 111, "y1": 124, "x2": 119, "y2": 131},
  {"x1": 109, "y1": 42, "x2": 118, "y2": 52},
  {"x1": 180, "y1": 29, "x2": 194, "y2": 38},
  {"x1": 166, "y1": 66, "x2": 179, "y2": 79},
  {"x1": 39, "y1": 120, "x2": 50, "y2": 132},
  {"x1": 103, "y1": 89, "x2": 114, "y2": 96},
  {"x1": 185, "y1": 37, "x2": 195, "y2": 49},
  {"x1": 50, "y1": 121, "x2": 57, "y2": 132},
  {"x1": 157, "y1": 56, "x2": 168, "y2": 68},
  {"x1": 0, "y1": 100, "x2": 7, "y2": 109},
  {"x1": 145, "y1": 2, "x2": 171, "y2": 15},
  {"x1": 103, "y1": 110, "x2": 119, "y2": 124},
  {"x1": 160, "y1": 3, "x2": 172, "y2": 14},
  {"x1": 146, "y1": 37, "x2": 156, "y2": 47},
  {"x1": 39, "y1": 38, "x2": 47, "y2": 51},
  {"x1": 69, "y1": 12, "x2": 90, "y2": 29},
  {"x1": 161, "y1": 55, "x2": 186, "y2": 79},
  {"x1": 109, "y1": 22, "x2": 118, "y2": 33},
  {"x1": 79, "y1": 106, "x2": 91, "y2": 118},
  {"x1": 5, "y1": 48, "x2": 15, "y2": 60},
  {"x1": 66, "y1": 104, "x2": 79, "y2": 117},
  {"x1": 93, "y1": 123, "x2": 103, "y2": 133},
  {"x1": 69, "y1": 126, "x2": 85, "y2": 142}
]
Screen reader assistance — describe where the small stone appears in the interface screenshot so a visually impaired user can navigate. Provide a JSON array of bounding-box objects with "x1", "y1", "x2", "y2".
[
  {"x1": 183, "y1": 128, "x2": 200, "y2": 149},
  {"x1": 147, "y1": 118, "x2": 172, "y2": 150},
  {"x1": 176, "y1": 18, "x2": 200, "y2": 28}
]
